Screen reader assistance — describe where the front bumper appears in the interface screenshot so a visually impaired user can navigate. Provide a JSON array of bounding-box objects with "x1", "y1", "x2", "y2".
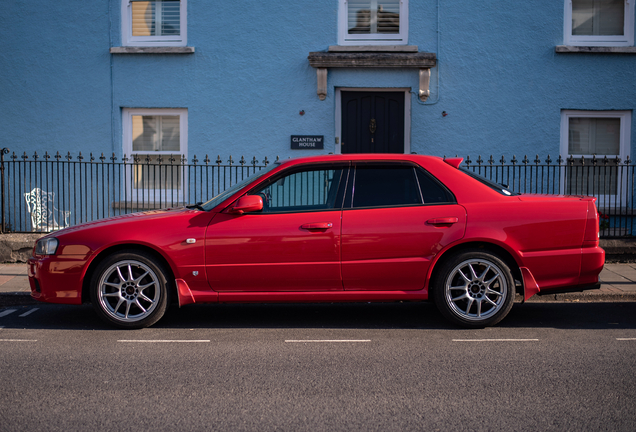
[{"x1": 28, "y1": 256, "x2": 87, "y2": 305}]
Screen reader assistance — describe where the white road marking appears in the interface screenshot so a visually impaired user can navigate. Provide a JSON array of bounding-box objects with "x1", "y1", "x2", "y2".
[
  {"x1": 453, "y1": 339, "x2": 539, "y2": 342},
  {"x1": 616, "y1": 338, "x2": 636, "y2": 341},
  {"x1": 0, "y1": 339, "x2": 37, "y2": 342},
  {"x1": 285, "y1": 340, "x2": 371, "y2": 343},
  {"x1": 19, "y1": 308, "x2": 39, "y2": 317},
  {"x1": 0, "y1": 309, "x2": 17, "y2": 318},
  {"x1": 117, "y1": 340, "x2": 210, "y2": 343}
]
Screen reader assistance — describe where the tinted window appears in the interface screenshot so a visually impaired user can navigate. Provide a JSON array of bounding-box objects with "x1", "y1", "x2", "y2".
[
  {"x1": 352, "y1": 166, "x2": 421, "y2": 208},
  {"x1": 416, "y1": 168, "x2": 455, "y2": 204},
  {"x1": 250, "y1": 168, "x2": 344, "y2": 213},
  {"x1": 460, "y1": 168, "x2": 518, "y2": 196}
]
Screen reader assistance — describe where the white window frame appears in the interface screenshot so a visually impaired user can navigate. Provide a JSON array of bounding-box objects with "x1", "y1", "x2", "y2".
[
  {"x1": 121, "y1": 0, "x2": 187, "y2": 47},
  {"x1": 560, "y1": 110, "x2": 631, "y2": 207},
  {"x1": 123, "y1": 108, "x2": 188, "y2": 203},
  {"x1": 338, "y1": 0, "x2": 408, "y2": 46},
  {"x1": 564, "y1": 0, "x2": 634, "y2": 46}
]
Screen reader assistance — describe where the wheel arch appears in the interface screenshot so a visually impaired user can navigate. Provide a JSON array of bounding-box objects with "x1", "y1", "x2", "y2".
[
  {"x1": 428, "y1": 241, "x2": 523, "y2": 298},
  {"x1": 81, "y1": 244, "x2": 177, "y2": 304}
]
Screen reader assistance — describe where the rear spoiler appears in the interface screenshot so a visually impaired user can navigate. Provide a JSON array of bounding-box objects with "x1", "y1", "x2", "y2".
[{"x1": 444, "y1": 157, "x2": 464, "y2": 169}]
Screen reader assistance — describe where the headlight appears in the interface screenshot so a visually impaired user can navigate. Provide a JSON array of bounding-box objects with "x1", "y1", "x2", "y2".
[{"x1": 35, "y1": 238, "x2": 59, "y2": 255}]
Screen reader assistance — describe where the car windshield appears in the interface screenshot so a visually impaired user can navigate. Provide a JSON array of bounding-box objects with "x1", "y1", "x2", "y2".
[
  {"x1": 200, "y1": 164, "x2": 278, "y2": 211},
  {"x1": 460, "y1": 168, "x2": 519, "y2": 196}
]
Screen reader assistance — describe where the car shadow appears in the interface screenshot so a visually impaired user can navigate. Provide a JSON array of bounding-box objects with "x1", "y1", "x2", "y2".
[{"x1": 2, "y1": 301, "x2": 635, "y2": 331}]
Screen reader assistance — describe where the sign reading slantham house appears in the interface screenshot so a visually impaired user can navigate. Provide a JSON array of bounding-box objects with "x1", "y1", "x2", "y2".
[{"x1": 291, "y1": 135, "x2": 324, "y2": 150}]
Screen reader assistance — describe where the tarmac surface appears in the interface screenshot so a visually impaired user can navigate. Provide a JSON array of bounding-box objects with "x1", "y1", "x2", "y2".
[{"x1": 2, "y1": 262, "x2": 636, "y2": 305}]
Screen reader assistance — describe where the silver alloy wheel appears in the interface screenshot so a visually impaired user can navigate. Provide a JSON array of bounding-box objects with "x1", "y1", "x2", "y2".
[
  {"x1": 97, "y1": 260, "x2": 160, "y2": 323},
  {"x1": 444, "y1": 258, "x2": 507, "y2": 322}
]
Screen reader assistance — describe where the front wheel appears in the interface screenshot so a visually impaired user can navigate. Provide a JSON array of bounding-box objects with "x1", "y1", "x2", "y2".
[
  {"x1": 90, "y1": 251, "x2": 170, "y2": 329},
  {"x1": 433, "y1": 250, "x2": 515, "y2": 328}
]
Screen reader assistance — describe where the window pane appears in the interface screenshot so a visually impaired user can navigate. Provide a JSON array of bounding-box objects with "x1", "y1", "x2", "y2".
[
  {"x1": 416, "y1": 169, "x2": 453, "y2": 204},
  {"x1": 572, "y1": 0, "x2": 624, "y2": 36},
  {"x1": 132, "y1": 115, "x2": 180, "y2": 152},
  {"x1": 568, "y1": 117, "x2": 620, "y2": 155},
  {"x1": 348, "y1": 0, "x2": 399, "y2": 35},
  {"x1": 353, "y1": 166, "x2": 421, "y2": 207},
  {"x1": 161, "y1": 1, "x2": 181, "y2": 35},
  {"x1": 133, "y1": 154, "x2": 182, "y2": 190},
  {"x1": 254, "y1": 169, "x2": 343, "y2": 212},
  {"x1": 132, "y1": 1, "x2": 180, "y2": 37}
]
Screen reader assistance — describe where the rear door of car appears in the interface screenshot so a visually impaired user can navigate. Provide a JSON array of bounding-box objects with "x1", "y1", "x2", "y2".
[
  {"x1": 205, "y1": 163, "x2": 347, "y2": 292},
  {"x1": 341, "y1": 162, "x2": 466, "y2": 291}
]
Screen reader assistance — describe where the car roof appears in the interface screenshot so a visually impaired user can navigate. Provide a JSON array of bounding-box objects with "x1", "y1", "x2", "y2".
[{"x1": 274, "y1": 153, "x2": 446, "y2": 169}]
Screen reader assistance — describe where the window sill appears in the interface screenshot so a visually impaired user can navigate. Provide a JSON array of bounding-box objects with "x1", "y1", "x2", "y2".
[
  {"x1": 110, "y1": 47, "x2": 195, "y2": 54},
  {"x1": 328, "y1": 45, "x2": 419, "y2": 53},
  {"x1": 556, "y1": 45, "x2": 636, "y2": 54}
]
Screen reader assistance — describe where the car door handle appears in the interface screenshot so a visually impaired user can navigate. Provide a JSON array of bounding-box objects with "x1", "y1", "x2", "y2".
[
  {"x1": 427, "y1": 217, "x2": 459, "y2": 226},
  {"x1": 300, "y1": 222, "x2": 333, "y2": 230}
]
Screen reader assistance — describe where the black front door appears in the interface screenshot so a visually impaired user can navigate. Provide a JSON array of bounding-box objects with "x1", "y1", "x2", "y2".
[{"x1": 341, "y1": 91, "x2": 405, "y2": 154}]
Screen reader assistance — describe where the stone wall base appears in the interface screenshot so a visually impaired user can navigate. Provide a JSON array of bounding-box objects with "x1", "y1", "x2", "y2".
[{"x1": 0, "y1": 234, "x2": 44, "y2": 263}]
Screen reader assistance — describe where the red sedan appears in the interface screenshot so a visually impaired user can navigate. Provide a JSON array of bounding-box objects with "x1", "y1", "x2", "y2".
[{"x1": 27, "y1": 154, "x2": 605, "y2": 328}]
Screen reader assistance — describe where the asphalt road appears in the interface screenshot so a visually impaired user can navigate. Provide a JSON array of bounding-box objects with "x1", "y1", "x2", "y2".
[{"x1": 1, "y1": 301, "x2": 635, "y2": 432}]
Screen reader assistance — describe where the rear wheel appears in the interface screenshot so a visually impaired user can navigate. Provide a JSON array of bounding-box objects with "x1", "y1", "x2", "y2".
[
  {"x1": 433, "y1": 250, "x2": 515, "y2": 328},
  {"x1": 90, "y1": 251, "x2": 169, "y2": 329}
]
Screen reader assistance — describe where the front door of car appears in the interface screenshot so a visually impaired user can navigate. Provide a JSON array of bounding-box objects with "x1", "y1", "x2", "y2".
[
  {"x1": 205, "y1": 165, "x2": 346, "y2": 292},
  {"x1": 341, "y1": 163, "x2": 466, "y2": 291}
]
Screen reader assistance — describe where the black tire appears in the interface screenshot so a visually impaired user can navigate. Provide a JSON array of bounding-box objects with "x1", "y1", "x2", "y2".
[
  {"x1": 432, "y1": 250, "x2": 515, "y2": 328},
  {"x1": 89, "y1": 250, "x2": 170, "y2": 329}
]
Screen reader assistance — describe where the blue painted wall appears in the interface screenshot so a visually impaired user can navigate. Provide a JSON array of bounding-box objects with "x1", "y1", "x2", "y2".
[{"x1": 1, "y1": 0, "x2": 635, "y2": 161}]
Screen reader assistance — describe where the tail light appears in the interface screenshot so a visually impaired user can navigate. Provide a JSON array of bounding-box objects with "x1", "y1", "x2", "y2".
[{"x1": 582, "y1": 198, "x2": 599, "y2": 245}]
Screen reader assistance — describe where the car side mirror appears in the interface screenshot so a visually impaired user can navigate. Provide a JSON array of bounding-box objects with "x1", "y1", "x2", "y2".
[{"x1": 230, "y1": 195, "x2": 263, "y2": 215}]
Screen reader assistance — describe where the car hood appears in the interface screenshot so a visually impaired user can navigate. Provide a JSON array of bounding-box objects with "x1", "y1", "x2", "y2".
[{"x1": 48, "y1": 207, "x2": 199, "y2": 236}]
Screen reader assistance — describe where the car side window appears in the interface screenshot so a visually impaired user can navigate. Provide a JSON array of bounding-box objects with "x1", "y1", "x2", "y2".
[
  {"x1": 416, "y1": 168, "x2": 455, "y2": 204},
  {"x1": 351, "y1": 165, "x2": 421, "y2": 208},
  {"x1": 250, "y1": 168, "x2": 344, "y2": 213}
]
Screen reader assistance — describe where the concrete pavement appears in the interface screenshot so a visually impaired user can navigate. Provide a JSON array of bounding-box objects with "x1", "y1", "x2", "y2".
[{"x1": 2, "y1": 262, "x2": 636, "y2": 305}]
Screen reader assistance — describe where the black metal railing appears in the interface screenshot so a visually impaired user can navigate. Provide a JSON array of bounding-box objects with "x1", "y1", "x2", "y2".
[
  {"x1": 1, "y1": 149, "x2": 634, "y2": 237},
  {"x1": 1, "y1": 149, "x2": 274, "y2": 233}
]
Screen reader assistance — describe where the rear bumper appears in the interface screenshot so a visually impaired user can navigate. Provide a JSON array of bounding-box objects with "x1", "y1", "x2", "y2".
[{"x1": 522, "y1": 245, "x2": 604, "y2": 300}]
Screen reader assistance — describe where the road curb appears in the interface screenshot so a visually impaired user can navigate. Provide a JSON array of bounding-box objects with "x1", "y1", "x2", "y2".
[{"x1": 525, "y1": 292, "x2": 636, "y2": 303}]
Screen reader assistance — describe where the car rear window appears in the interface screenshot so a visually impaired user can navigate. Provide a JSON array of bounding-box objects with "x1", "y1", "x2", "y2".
[{"x1": 460, "y1": 168, "x2": 519, "y2": 196}]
